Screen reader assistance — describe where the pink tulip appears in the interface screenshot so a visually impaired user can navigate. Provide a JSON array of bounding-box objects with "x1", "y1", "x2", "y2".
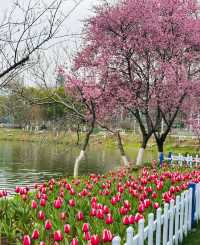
[
  {"x1": 54, "y1": 230, "x2": 63, "y2": 241},
  {"x1": 31, "y1": 200, "x2": 37, "y2": 209},
  {"x1": 76, "y1": 211, "x2": 84, "y2": 221},
  {"x1": 64, "y1": 224, "x2": 71, "y2": 234},
  {"x1": 31, "y1": 229, "x2": 39, "y2": 240},
  {"x1": 71, "y1": 238, "x2": 78, "y2": 245},
  {"x1": 106, "y1": 213, "x2": 113, "y2": 224},
  {"x1": 102, "y1": 229, "x2": 112, "y2": 242},
  {"x1": 54, "y1": 199, "x2": 62, "y2": 209},
  {"x1": 45, "y1": 220, "x2": 52, "y2": 230},
  {"x1": 91, "y1": 234, "x2": 100, "y2": 245},
  {"x1": 23, "y1": 235, "x2": 31, "y2": 245},
  {"x1": 38, "y1": 210, "x2": 45, "y2": 220}
]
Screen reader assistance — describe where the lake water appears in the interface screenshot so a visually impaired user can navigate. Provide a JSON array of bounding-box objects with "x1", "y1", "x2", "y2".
[{"x1": 0, "y1": 141, "x2": 156, "y2": 192}]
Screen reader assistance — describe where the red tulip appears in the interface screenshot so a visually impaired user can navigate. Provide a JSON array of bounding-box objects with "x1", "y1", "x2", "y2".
[
  {"x1": 169, "y1": 186, "x2": 175, "y2": 193},
  {"x1": 71, "y1": 238, "x2": 78, "y2": 245},
  {"x1": 90, "y1": 208, "x2": 96, "y2": 217},
  {"x1": 45, "y1": 220, "x2": 52, "y2": 230},
  {"x1": 135, "y1": 213, "x2": 144, "y2": 222},
  {"x1": 54, "y1": 230, "x2": 63, "y2": 241},
  {"x1": 152, "y1": 192, "x2": 158, "y2": 199},
  {"x1": 91, "y1": 197, "x2": 97, "y2": 203},
  {"x1": 122, "y1": 215, "x2": 129, "y2": 225},
  {"x1": 65, "y1": 183, "x2": 71, "y2": 190},
  {"x1": 103, "y1": 205, "x2": 109, "y2": 214},
  {"x1": 40, "y1": 199, "x2": 46, "y2": 207},
  {"x1": 69, "y1": 199, "x2": 76, "y2": 207},
  {"x1": 156, "y1": 181, "x2": 163, "y2": 190},
  {"x1": 31, "y1": 229, "x2": 39, "y2": 240},
  {"x1": 70, "y1": 188, "x2": 76, "y2": 195},
  {"x1": 144, "y1": 199, "x2": 151, "y2": 208},
  {"x1": 54, "y1": 199, "x2": 62, "y2": 209},
  {"x1": 115, "y1": 194, "x2": 121, "y2": 202},
  {"x1": 41, "y1": 193, "x2": 48, "y2": 200},
  {"x1": 36, "y1": 192, "x2": 41, "y2": 199},
  {"x1": 123, "y1": 200, "x2": 131, "y2": 209},
  {"x1": 153, "y1": 202, "x2": 159, "y2": 209},
  {"x1": 96, "y1": 209, "x2": 104, "y2": 219},
  {"x1": 84, "y1": 231, "x2": 91, "y2": 241},
  {"x1": 40, "y1": 242, "x2": 46, "y2": 245},
  {"x1": 129, "y1": 215, "x2": 135, "y2": 224},
  {"x1": 102, "y1": 229, "x2": 112, "y2": 242},
  {"x1": 82, "y1": 223, "x2": 89, "y2": 232},
  {"x1": 76, "y1": 211, "x2": 84, "y2": 221},
  {"x1": 15, "y1": 186, "x2": 20, "y2": 193},
  {"x1": 23, "y1": 235, "x2": 31, "y2": 245},
  {"x1": 38, "y1": 210, "x2": 45, "y2": 220},
  {"x1": 96, "y1": 203, "x2": 103, "y2": 209},
  {"x1": 64, "y1": 224, "x2": 71, "y2": 234},
  {"x1": 147, "y1": 186, "x2": 153, "y2": 193},
  {"x1": 91, "y1": 234, "x2": 100, "y2": 245},
  {"x1": 110, "y1": 197, "x2": 117, "y2": 205},
  {"x1": 120, "y1": 207, "x2": 128, "y2": 215},
  {"x1": 31, "y1": 200, "x2": 37, "y2": 209},
  {"x1": 91, "y1": 202, "x2": 97, "y2": 208},
  {"x1": 138, "y1": 203, "x2": 145, "y2": 213},
  {"x1": 105, "y1": 213, "x2": 113, "y2": 224}
]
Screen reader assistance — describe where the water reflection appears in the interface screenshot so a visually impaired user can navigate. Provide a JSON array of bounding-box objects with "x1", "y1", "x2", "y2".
[{"x1": 0, "y1": 141, "x2": 156, "y2": 191}]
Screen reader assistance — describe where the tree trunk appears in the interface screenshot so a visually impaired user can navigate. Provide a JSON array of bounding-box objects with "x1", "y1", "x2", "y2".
[
  {"x1": 136, "y1": 135, "x2": 149, "y2": 166},
  {"x1": 73, "y1": 150, "x2": 85, "y2": 178},
  {"x1": 156, "y1": 139, "x2": 164, "y2": 161},
  {"x1": 73, "y1": 121, "x2": 95, "y2": 178},
  {"x1": 116, "y1": 131, "x2": 129, "y2": 166},
  {"x1": 76, "y1": 124, "x2": 80, "y2": 145},
  {"x1": 136, "y1": 147, "x2": 145, "y2": 166}
]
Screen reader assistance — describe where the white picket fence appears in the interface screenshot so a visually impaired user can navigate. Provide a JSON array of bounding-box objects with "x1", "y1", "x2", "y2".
[
  {"x1": 164, "y1": 153, "x2": 200, "y2": 167},
  {"x1": 112, "y1": 183, "x2": 200, "y2": 245}
]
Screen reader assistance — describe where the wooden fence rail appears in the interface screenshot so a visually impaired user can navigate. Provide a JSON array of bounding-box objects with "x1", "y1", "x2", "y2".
[{"x1": 160, "y1": 153, "x2": 200, "y2": 167}]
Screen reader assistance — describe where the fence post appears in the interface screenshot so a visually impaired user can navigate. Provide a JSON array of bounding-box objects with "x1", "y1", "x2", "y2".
[
  {"x1": 186, "y1": 154, "x2": 190, "y2": 166},
  {"x1": 190, "y1": 155, "x2": 193, "y2": 167},
  {"x1": 184, "y1": 191, "x2": 189, "y2": 236},
  {"x1": 138, "y1": 219, "x2": 144, "y2": 245},
  {"x1": 179, "y1": 192, "x2": 184, "y2": 242},
  {"x1": 175, "y1": 195, "x2": 180, "y2": 245},
  {"x1": 163, "y1": 203, "x2": 169, "y2": 245},
  {"x1": 159, "y1": 152, "x2": 164, "y2": 167},
  {"x1": 126, "y1": 226, "x2": 134, "y2": 245},
  {"x1": 196, "y1": 154, "x2": 198, "y2": 167},
  {"x1": 168, "y1": 152, "x2": 172, "y2": 164},
  {"x1": 195, "y1": 183, "x2": 200, "y2": 221},
  {"x1": 178, "y1": 153, "x2": 182, "y2": 166},
  {"x1": 188, "y1": 183, "x2": 196, "y2": 228},
  {"x1": 148, "y1": 213, "x2": 154, "y2": 245},
  {"x1": 156, "y1": 208, "x2": 162, "y2": 245},
  {"x1": 112, "y1": 236, "x2": 121, "y2": 245},
  {"x1": 169, "y1": 199, "x2": 175, "y2": 245}
]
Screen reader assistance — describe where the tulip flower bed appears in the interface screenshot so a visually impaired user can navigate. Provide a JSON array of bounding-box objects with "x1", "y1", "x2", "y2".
[{"x1": 1, "y1": 165, "x2": 200, "y2": 245}]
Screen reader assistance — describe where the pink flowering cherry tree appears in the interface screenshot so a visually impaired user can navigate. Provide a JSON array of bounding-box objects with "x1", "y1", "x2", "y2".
[{"x1": 72, "y1": 0, "x2": 200, "y2": 165}]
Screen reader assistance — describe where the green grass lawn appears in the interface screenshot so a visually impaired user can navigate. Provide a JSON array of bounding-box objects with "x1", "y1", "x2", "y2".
[
  {"x1": 0, "y1": 128, "x2": 199, "y2": 158},
  {"x1": 182, "y1": 223, "x2": 200, "y2": 245}
]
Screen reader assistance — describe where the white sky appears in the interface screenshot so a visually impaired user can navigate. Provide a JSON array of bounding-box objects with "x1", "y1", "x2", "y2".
[
  {"x1": 0, "y1": 0, "x2": 98, "y2": 34},
  {"x1": 0, "y1": 0, "x2": 100, "y2": 85}
]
